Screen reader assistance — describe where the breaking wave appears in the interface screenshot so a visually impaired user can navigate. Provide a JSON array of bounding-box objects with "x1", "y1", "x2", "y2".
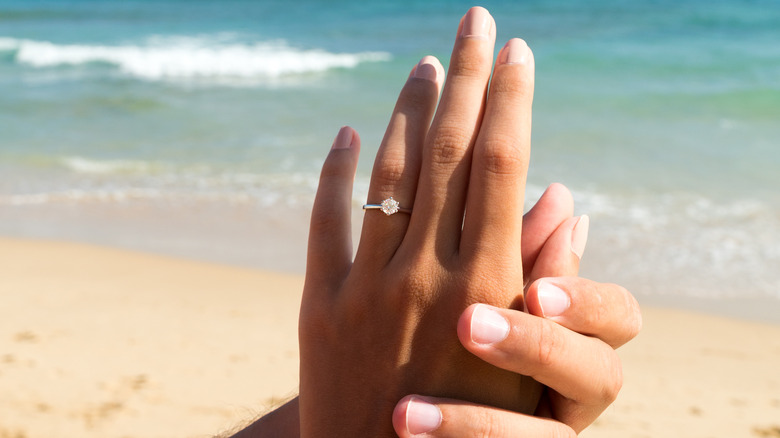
[{"x1": 0, "y1": 35, "x2": 391, "y2": 82}]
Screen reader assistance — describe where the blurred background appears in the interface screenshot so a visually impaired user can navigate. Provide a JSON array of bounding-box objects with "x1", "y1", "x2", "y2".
[{"x1": 1, "y1": 0, "x2": 778, "y2": 321}]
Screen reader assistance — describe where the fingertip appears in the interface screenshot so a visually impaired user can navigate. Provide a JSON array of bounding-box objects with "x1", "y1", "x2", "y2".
[
  {"x1": 525, "y1": 215, "x2": 582, "y2": 283},
  {"x1": 392, "y1": 395, "x2": 413, "y2": 436},
  {"x1": 534, "y1": 279, "x2": 572, "y2": 318},
  {"x1": 543, "y1": 183, "x2": 574, "y2": 212},
  {"x1": 521, "y1": 183, "x2": 574, "y2": 274},
  {"x1": 413, "y1": 55, "x2": 445, "y2": 86},
  {"x1": 458, "y1": 304, "x2": 510, "y2": 347},
  {"x1": 351, "y1": 127, "x2": 361, "y2": 152},
  {"x1": 331, "y1": 126, "x2": 354, "y2": 150},
  {"x1": 497, "y1": 38, "x2": 532, "y2": 66},
  {"x1": 459, "y1": 6, "x2": 495, "y2": 40},
  {"x1": 457, "y1": 304, "x2": 479, "y2": 347},
  {"x1": 525, "y1": 279, "x2": 542, "y2": 316},
  {"x1": 393, "y1": 395, "x2": 442, "y2": 437}
]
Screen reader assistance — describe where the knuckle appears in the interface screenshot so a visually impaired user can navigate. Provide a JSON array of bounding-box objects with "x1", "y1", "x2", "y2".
[
  {"x1": 535, "y1": 321, "x2": 562, "y2": 370},
  {"x1": 599, "y1": 352, "x2": 624, "y2": 404},
  {"x1": 471, "y1": 409, "x2": 506, "y2": 438},
  {"x1": 489, "y1": 73, "x2": 532, "y2": 99},
  {"x1": 478, "y1": 137, "x2": 526, "y2": 176},
  {"x1": 387, "y1": 260, "x2": 438, "y2": 310},
  {"x1": 450, "y1": 48, "x2": 492, "y2": 79},
  {"x1": 626, "y1": 289, "x2": 643, "y2": 338},
  {"x1": 581, "y1": 283, "x2": 606, "y2": 330},
  {"x1": 371, "y1": 153, "x2": 407, "y2": 193},
  {"x1": 429, "y1": 128, "x2": 471, "y2": 166},
  {"x1": 608, "y1": 283, "x2": 642, "y2": 346},
  {"x1": 309, "y1": 202, "x2": 342, "y2": 238}
]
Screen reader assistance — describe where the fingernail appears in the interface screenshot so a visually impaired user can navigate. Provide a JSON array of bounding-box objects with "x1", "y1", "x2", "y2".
[
  {"x1": 498, "y1": 38, "x2": 530, "y2": 65},
  {"x1": 331, "y1": 126, "x2": 353, "y2": 150},
  {"x1": 414, "y1": 56, "x2": 439, "y2": 82},
  {"x1": 461, "y1": 7, "x2": 492, "y2": 39},
  {"x1": 570, "y1": 215, "x2": 589, "y2": 259},
  {"x1": 470, "y1": 304, "x2": 509, "y2": 345},
  {"x1": 406, "y1": 397, "x2": 442, "y2": 435},
  {"x1": 537, "y1": 281, "x2": 570, "y2": 318}
]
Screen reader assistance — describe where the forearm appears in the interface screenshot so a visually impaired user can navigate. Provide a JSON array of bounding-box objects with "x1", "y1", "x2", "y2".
[{"x1": 229, "y1": 397, "x2": 300, "y2": 438}]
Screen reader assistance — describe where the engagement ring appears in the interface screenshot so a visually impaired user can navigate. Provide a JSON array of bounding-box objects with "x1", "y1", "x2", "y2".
[{"x1": 362, "y1": 197, "x2": 412, "y2": 216}]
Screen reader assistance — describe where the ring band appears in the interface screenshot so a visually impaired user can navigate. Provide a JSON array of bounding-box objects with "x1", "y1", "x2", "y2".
[{"x1": 362, "y1": 197, "x2": 412, "y2": 216}]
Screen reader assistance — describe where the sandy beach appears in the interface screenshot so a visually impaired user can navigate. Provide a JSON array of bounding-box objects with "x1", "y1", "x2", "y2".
[
  {"x1": 1, "y1": 237, "x2": 778, "y2": 438},
  {"x1": 2, "y1": 1, "x2": 779, "y2": 437}
]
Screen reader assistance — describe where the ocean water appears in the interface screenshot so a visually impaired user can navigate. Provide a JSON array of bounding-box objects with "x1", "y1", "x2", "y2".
[{"x1": 1, "y1": 0, "x2": 779, "y2": 320}]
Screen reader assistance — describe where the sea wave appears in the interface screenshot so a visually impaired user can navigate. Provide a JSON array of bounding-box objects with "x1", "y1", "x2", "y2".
[
  {"x1": 61, "y1": 156, "x2": 156, "y2": 175},
  {"x1": 572, "y1": 189, "x2": 780, "y2": 300},
  {"x1": 2, "y1": 161, "x2": 778, "y2": 300},
  {"x1": 0, "y1": 35, "x2": 391, "y2": 81}
]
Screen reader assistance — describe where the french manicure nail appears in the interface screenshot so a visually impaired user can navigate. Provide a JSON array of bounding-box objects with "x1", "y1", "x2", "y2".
[
  {"x1": 406, "y1": 397, "x2": 442, "y2": 435},
  {"x1": 498, "y1": 38, "x2": 530, "y2": 65},
  {"x1": 461, "y1": 7, "x2": 492, "y2": 39},
  {"x1": 414, "y1": 56, "x2": 439, "y2": 82},
  {"x1": 537, "y1": 281, "x2": 571, "y2": 318},
  {"x1": 571, "y1": 215, "x2": 589, "y2": 259},
  {"x1": 331, "y1": 126, "x2": 353, "y2": 150},
  {"x1": 470, "y1": 304, "x2": 510, "y2": 345}
]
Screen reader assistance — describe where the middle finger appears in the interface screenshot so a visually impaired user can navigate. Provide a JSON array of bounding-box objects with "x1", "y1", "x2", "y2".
[{"x1": 405, "y1": 6, "x2": 496, "y2": 258}]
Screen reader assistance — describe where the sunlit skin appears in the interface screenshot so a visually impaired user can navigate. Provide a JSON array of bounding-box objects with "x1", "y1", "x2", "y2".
[{"x1": 231, "y1": 7, "x2": 641, "y2": 438}]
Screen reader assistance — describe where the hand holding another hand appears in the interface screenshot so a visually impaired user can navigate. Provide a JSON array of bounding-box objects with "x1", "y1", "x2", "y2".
[
  {"x1": 300, "y1": 7, "x2": 540, "y2": 433},
  {"x1": 230, "y1": 7, "x2": 641, "y2": 438}
]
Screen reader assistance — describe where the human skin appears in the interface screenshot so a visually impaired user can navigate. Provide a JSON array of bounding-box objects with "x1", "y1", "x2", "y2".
[
  {"x1": 392, "y1": 228, "x2": 642, "y2": 436},
  {"x1": 229, "y1": 184, "x2": 641, "y2": 438},
  {"x1": 231, "y1": 7, "x2": 642, "y2": 438},
  {"x1": 298, "y1": 9, "x2": 538, "y2": 437},
  {"x1": 297, "y1": 6, "x2": 612, "y2": 436}
]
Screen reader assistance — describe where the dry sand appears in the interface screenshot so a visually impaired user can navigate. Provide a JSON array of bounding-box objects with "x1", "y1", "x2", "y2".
[{"x1": 1, "y1": 237, "x2": 779, "y2": 438}]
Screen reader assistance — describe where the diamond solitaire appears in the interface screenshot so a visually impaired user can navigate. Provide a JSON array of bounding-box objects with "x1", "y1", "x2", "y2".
[
  {"x1": 380, "y1": 197, "x2": 400, "y2": 215},
  {"x1": 362, "y1": 197, "x2": 412, "y2": 216}
]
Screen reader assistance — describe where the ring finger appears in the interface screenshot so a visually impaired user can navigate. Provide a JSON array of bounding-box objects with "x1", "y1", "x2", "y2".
[{"x1": 355, "y1": 56, "x2": 444, "y2": 266}]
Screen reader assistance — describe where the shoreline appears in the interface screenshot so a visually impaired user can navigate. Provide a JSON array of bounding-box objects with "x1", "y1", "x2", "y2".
[
  {"x1": 3, "y1": 196, "x2": 779, "y2": 325},
  {"x1": 2, "y1": 236, "x2": 780, "y2": 437}
]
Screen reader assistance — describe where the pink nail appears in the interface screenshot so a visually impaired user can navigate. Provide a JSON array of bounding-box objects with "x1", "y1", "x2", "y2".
[
  {"x1": 331, "y1": 126, "x2": 353, "y2": 150},
  {"x1": 406, "y1": 397, "x2": 442, "y2": 435},
  {"x1": 414, "y1": 56, "x2": 439, "y2": 83},
  {"x1": 461, "y1": 7, "x2": 492, "y2": 39},
  {"x1": 537, "y1": 281, "x2": 571, "y2": 318},
  {"x1": 470, "y1": 304, "x2": 510, "y2": 345},
  {"x1": 571, "y1": 215, "x2": 589, "y2": 259},
  {"x1": 498, "y1": 38, "x2": 530, "y2": 65}
]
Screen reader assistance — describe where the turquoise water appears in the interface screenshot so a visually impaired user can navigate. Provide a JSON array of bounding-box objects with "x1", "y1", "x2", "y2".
[{"x1": 1, "y1": 0, "x2": 779, "y2": 318}]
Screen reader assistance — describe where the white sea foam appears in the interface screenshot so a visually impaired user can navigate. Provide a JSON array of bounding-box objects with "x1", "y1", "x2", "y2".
[
  {"x1": 571, "y1": 189, "x2": 780, "y2": 300},
  {"x1": 61, "y1": 156, "x2": 155, "y2": 175},
  {"x1": 0, "y1": 37, "x2": 20, "y2": 51},
  {"x1": 3, "y1": 160, "x2": 779, "y2": 301},
  {"x1": 0, "y1": 35, "x2": 391, "y2": 81}
]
